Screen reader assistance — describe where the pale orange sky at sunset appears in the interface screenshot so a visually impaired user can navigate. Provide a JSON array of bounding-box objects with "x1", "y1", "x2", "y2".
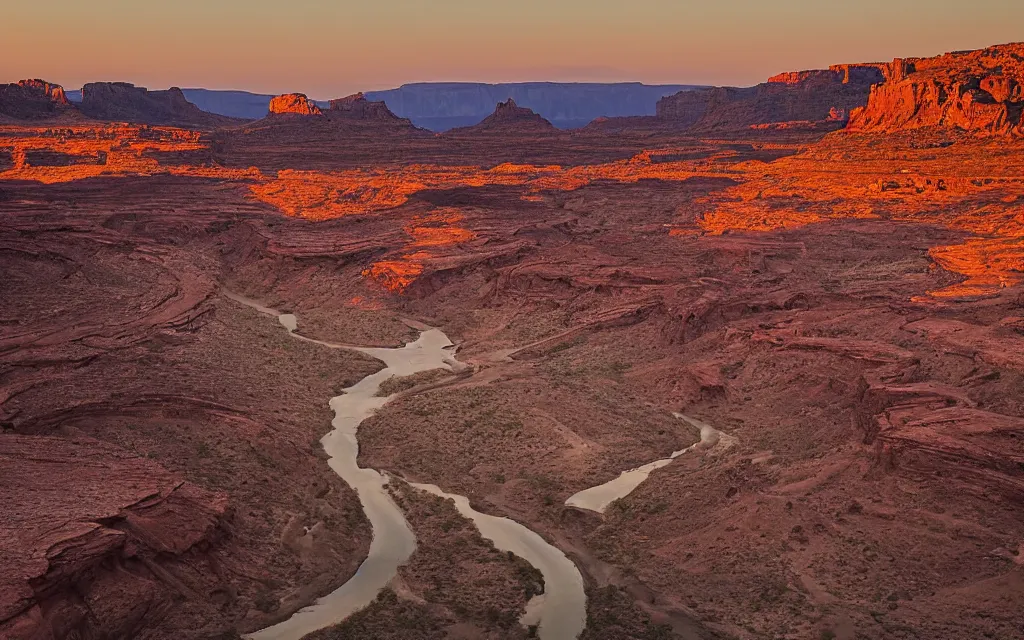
[{"x1": 3, "y1": 0, "x2": 1023, "y2": 97}]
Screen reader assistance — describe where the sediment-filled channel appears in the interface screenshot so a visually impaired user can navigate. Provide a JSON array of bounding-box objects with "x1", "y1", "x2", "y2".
[
  {"x1": 226, "y1": 293, "x2": 586, "y2": 640},
  {"x1": 565, "y1": 413, "x2": 730, "y2": 513}
]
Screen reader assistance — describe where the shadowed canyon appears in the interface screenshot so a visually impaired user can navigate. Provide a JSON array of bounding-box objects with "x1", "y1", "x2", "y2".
[{"x1": 3, "y1": 41, "x2": 1024, "y2": 640}]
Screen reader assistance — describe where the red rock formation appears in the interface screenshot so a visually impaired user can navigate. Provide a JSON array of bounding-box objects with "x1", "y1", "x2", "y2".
[
  {"x1": 269, "y1": 93, "x2": 323, "y2": 116},
  {"x1": 17, "y1": 80, "x2": 69, "y2": 105},
  {"x1": 847, "y1": 43, "x2": 1024, "y2": 136},
  {"x1": 449, "y1": 99, "x2": 559, "y2": 135},
  {"x1": 80, "y1": 82, "x2": 239, "y2": 128},
  {"x1": 832, "y1": 63, "x2": 893, "y2": 85},
  {"x1": 0, "y1": 434, "x2": 228, "y2": 639},
  {"x1": 658, "y1": 63, "x2": 884, "y2": 130},
  {"x1": 767, "y1": 70, "x2": 838, "y2": 85},
  {"x1": 327, "y1": 92, "x2": 403, "y2": 121},
  {"x1": 0, "y1": 79, "x2": 75, "y2": 121}
]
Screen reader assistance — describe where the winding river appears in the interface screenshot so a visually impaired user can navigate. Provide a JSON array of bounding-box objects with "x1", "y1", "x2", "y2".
[
  {"x1": 565, "y1": 413, "x2": 730, "y2": 513},
  {"x1": 224, "y1": 293, "x2": 586, "y2": 640},
  {"x1": 413, "y1": 483, "x2": 586, "y2": 638}
]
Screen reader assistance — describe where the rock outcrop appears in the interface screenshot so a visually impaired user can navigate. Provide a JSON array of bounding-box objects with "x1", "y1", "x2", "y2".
[
  {"x1": 327, "y1": 92, "x2": 404, "y2": 121},
  {"x1": 0, "y1": 79, "x2": 74, "y2": 121},
  {"x1": 268, "y1": 93, "x2": 322, "y2": 116},
  {"x1": 448, "y1": 99, "x2": 558, "y2": 135},
  {"x1": 0, "y1": 433, "x2": 228, "y2": 640},
  {"x1": 847, "y1": 42, "x2": 1024, "y2": 136},
  {"x1": 657, "y1": 64, "x2": 885, "y2": 131},
  {"x1": 80, "y1": 82, "x2": 238, "y2": 127},
  {"x1": 15, "y1": 79, "x2": 69, "y2": 105}
]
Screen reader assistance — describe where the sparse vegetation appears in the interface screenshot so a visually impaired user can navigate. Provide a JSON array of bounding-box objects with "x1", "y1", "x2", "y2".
[{"x1": 375, "y1": 368, "x2": 452, "y2": 397}]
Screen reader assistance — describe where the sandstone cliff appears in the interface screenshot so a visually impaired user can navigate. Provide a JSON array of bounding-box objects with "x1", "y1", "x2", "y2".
[
  {"x1": 80, "y1": 82, "x2": 239, "y2": 127},
  {"x1": 269, "y1": 92, "x2": 323, "y2": 116},
  {"x1": 657, "y1": 64, "x2": 884, "y2": 131},
  {"x1": 0, "y1": 79, "x2": 75, "y2": 121},
  {"x1": 847, "y1": 42, "x2": 1024, "y2": 136}
]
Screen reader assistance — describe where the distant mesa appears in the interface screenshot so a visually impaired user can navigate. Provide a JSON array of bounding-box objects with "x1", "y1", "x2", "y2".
[
  {"x1": 648, "y1": 42, "x2": 1024, "y2": 136},
  {"x1": 448, "y1": 98, "x2": 558, "y2": 135},
  {"x1": 17, "y1": 79, "x2": 70, "y2": 105},
  {"x1": 489, "y1": 98, "x2": 551, "y2": 123},
  {"x1": 365, "y1": 82, "x2": 696, "y2": 131},
  {"x1": 2, "y1": 79, "x2": 235, "y2": 128},
  {"x1": 847, "y1": 42, "x2": 1024, "y2": 136},
  {"x1": 328, "y1": 92, "x2": 405, "y2": 122},
  {"x1": 10, "y1": 41, "x2": 1019, "y2": 138},
  {"x1": 60, "y1": 83, "x2": 699, "y2": 130},
  {"x1": 258, "y1": 91, "x2": 415, "y2": 129},
  {"x1": 268, "y1": 92, "x2": 322, "y2": 116},
  {"x1": 224, "y1": 91, "x2": 425, "y2": 167},
  {"x1": 265, "y1": 92, "x2": 411, "y2": 123},
  {"x1": 80, "y1": 82, "x2": 239, "y2": 127},
  {"x1": 0, "y1": 79, "x2": 75, "y2": 121}
]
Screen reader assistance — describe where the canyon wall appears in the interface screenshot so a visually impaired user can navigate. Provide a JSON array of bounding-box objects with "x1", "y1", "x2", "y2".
[
  {"x1": 847, "y1": 43, "x2": 1024, "y2": 136},
  {"x1": 657, "y1": 64, "x2": 885, "y2": 131}
]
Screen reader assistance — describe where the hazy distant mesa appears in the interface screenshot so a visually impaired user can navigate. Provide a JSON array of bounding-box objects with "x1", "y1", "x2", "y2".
[{"x1": 62, "y1": 82, "x2": 700, "y2": 131}]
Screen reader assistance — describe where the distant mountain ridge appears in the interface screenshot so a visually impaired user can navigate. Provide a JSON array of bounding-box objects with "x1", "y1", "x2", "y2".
[
  {"x1": 364, "y1": 82, "x2": 699, "y2": 130},
  {"x1": 68, "y1": 82, "x2": 701, "y2": 130}
]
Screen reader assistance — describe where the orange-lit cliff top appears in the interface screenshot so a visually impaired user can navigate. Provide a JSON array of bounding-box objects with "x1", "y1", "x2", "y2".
[
  {"x1": 268, "y1": 93, "x2": 322, "y2": 116},
  {"x1": 0, "y1": 79, "x2": 75, "y2": 121},
  {"x1": 848, "y1": 42, "x2": 1024, "y2": 136}
]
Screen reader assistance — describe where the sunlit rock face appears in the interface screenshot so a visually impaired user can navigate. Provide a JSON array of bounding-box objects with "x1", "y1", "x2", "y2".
[
  {"x1": 0, "y1": 79, "x2": 74, "y2": 120},
  {"x1": 848, "y1": 43, "x2": 1024, "y2": 136},
  {"x1": 268, "y1": 93, "x2": 323, "y2": 116},
  {"x1": 17, "y1": 79, "x2": 69, "y2": 105},
  {"x1": 656, "y1": 63, "x2": 885, "y2": 130}
]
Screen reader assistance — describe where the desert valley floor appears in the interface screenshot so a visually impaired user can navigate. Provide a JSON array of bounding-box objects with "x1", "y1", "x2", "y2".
[{"x1": 2, "y1": 44, "x2": 1024, "y2": 640}]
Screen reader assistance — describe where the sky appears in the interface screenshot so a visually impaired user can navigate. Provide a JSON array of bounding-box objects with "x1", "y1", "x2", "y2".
[{"x1": 3, "y1": 0, "x2": 1023, "y2": 98}]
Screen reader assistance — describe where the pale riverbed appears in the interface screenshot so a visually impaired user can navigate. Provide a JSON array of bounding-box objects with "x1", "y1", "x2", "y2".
[
  {"x1": 565, "y1": 413, "x2": 731, "y2": 514},
  {"x1": 225, "y1": 292, "x2": 586, "y2": 640}
]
